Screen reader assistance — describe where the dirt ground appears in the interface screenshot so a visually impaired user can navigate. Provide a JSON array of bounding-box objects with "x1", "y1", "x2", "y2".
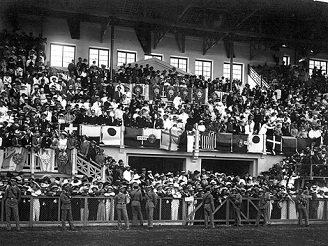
[{"x1": 0, "y1": 224, "x2": 327, "y2": 246}]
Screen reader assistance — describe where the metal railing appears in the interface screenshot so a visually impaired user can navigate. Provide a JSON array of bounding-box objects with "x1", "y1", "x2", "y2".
[{"x1": 1, "y1": 196, "x2": 327, "y2": 227}]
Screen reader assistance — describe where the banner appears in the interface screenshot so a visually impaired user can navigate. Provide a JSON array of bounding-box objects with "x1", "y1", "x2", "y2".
[
  {"x1": 180, "y1": 87, "x2": 192, "y2": 101},
  {"x1": 101, "y1": 126, "x2": 121, "y2": 146},
  {"x1": 149, "y1": 84, "x2": 162, "y2": 100},
  {"x1": 160, "y1": 129, "x2": 183, "y2": 151},
  {"x1": 200, "y1": 132, "x2": 216, "y2": 150},
  {"x1": 232, "y1": 134, "x2": 248, "y2": 153},
  {"x1": 247, "y1": 134, "x2": 264, "y2": 153},
  {"x1": 216, "y1": 133, "x2": 232, "y2": 152},
  {"x1": 193, "y1": 88, "x2": 206, "y2": 104},
  {"x1": 266, "y1": 135, "x2": 282, "y2": 155},
  {"x1": 142, "y1": 128, "x2": 161, "y2": 148},
  {"x1": 124, "y1": 127, "x2": 143, "y2": 147},
  {"x1": 132, "y1": 84, "x2": 144, "y2": 96},
  {"x1": 81, "y1": 125, "x2": 101, "y2": 143},
  {"x1": 282, "y1": 136, "x2": 297, "y2": 156},
  {"x1": 2, "y1": 147, "x2": 28, "y2": 172},
  {"x1": 165, "y1": 85, "x2": 177, "y2": 101}
]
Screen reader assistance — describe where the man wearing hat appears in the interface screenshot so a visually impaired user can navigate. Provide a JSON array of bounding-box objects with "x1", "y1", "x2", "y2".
[
  {"x1": 130, "y1": 183, "x2": 144, "y2": 227},
  {"x1": 255, "y1": 188, "x2": 271, "y2": 226},
  {"x1": 202, "y1": 186, "x2": 215, "y2": 229},
  {"x1": 4, "y1": 177, "x2": 21, "y2": 231},
  {"x1": 230, "y1": 188, "x2": 243, "y2": 226},
  {"x1": 296, "y1": 189, "x2": 309, "y2": 227},
  {"x1": 114, "y1": 186, "x2": 130, "y2": 230},
  {"x1": 144, "y1": 185, "x2": 158, "y2": 228},
  {"x1": 60, "y1": 184, "x2": 76, "y2": 230}
]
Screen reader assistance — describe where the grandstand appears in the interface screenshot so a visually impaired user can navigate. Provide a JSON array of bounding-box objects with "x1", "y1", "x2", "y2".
[{"x1": 1, "y1": 0, "x2": 328, "y2": 228}]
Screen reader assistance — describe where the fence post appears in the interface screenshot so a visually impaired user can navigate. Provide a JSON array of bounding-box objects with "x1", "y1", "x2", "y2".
[
  {"x1": 101, "y1": 166, "x2": 106, "y2": 182},
  {"x1": 84, "y1": 197, "x2": 88, "y2": 226},
  {"x1": 226, "y1": 199, "x2": 230, "y2": 225},
  {"x1": 29, "y1": 196, "x2": 34, "y2": 228},
  {"x1": 181, "y1": 199, "x2": 187, "y2": 225},
  {"x1": 159, "y1": 198, "x2": 162, "y2": 221},
  {"x1": 287, "y1": 199, "x2": 290, "y2": 220}
]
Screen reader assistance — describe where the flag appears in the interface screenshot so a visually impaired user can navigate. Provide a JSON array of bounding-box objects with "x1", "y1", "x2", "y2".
[
  {"x1": 160, "y1": 129, "x2": 183, "y2": 151},
  {"x1": 200, "y1": 132, "x2": 216, "y2": 150},
  {"x1": 2, "y1": 147, "x2": 28, "y2": 172},
  {"x1": 142, "y1": 128, "x2": 161, "y2": 148},
  {"x1": 266, "y1": 135, "x2": 282, "y2": 155},
  {"x1": 81, "y1": 125, "x2": 101, "y2": 143},
  {"x1": 216, "y1": 133, "x2": 232, "y2": 152},
  {"x1": 124, "y1": 127, "x2": 143, "y2": 147},
  {"x1": 180, "y1": 87, "x2": 192, "y2": 101},
  {"x1": 248, "y1": 134, "x2": 264, "y2": 153},
  {"x1": 232, "y1": 134, "x2": 248, "y2": 153},
  {"x1": 149, "y1": 84, "x2": 162, "y2": 100},
  {"x1": 193, "y1": 88, "x2": 206, "y2": 104},
  {"x1": 282, "y1": 136, "x2": 297, "y2": 156},
  {"x1": 165, "y1": 85, "x2": 177, "y2": 101},
  {"x1": 101, "y1": 126, "x2": 121, "y2": 146}
]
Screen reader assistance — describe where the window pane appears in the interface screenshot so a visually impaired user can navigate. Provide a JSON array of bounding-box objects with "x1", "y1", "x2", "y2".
[
  {"x1": 117, "y1": 52, "x2": 126, "y2": 66},
  {"x1": 63, "y1": 46, "x2": 75, "y2": 68},
  {"x1": 145, "y1": 55, "x2": 152, "y2": 60},
  {"x1": 89, "y1": 49, "x2": 99, "y2": 66},
  {"x1": 223, "y1": 63, "x2": 242, "y2": 82},
  {"x1": 99, "y1": 50, "x2": 109, "y2": 67},
  {"x1": 50, "y1": 44, "x2": 63, "y2": 67},
  {"x1": 170, "y1": 58, "x2": 179, "y2": 68}
]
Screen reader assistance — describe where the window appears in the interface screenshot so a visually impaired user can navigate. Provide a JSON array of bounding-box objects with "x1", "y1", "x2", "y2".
[
  {"x1": 50, "y1": 44, "x2": 75, "y2": 68},
  {"x1": 195, "y1": 60, "x2": 212, "y2": 80},
  {"x1": 89, "y1": 48, "x2": 109, "y2": 68},
  {"x1": 144, "y1": 54, "x2": 163, "y2": 60},
  {"x1": 170, "y1": 56, "x2": 188, "y2": 72},
  {"x1": 117, "y1": 51, "x2": 136, "y2": 67},
  {"x1": 309, "y1": 59, "x2": 328, "y2": 76},
  {"x1": 223, "y1": 63, "x2": 243, "y2": 82},
  {"x1": 283, "y1": 56, "x2": 290, "y2": 66}
]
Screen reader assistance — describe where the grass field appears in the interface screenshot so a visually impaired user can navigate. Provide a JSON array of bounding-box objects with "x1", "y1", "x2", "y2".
[{"x1": 0, "y1": 224, "x2": 327, "y2": 246}]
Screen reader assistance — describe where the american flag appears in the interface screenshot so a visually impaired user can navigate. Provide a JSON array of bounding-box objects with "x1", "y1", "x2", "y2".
[{"x1": 200, "y1": 132, "x2": 217, "y2": 150}]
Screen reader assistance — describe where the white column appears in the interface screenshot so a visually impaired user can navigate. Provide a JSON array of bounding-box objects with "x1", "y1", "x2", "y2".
[
  {"x1": 0, "y1": 149, "x2": 4, "y2": 172},
  {"x1": 30, "y1": 150, "x2": 35, "y2": 176},
  {"x1": 71, "y1": 148, "x2": 77, "y2": 176},
  {"x1": 193, "y1": 124, "x2": 199, "y2": 159}
]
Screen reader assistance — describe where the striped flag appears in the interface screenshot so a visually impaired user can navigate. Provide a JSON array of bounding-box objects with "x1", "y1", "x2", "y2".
[
  {"x1": 216, "y1": 133, "x2": 233, "y2": 152},
  {"x1": 200, "y1": 132, "x2": 217, "y2": 150},
  {"x1": 282, "y1": 136, "x2": 297, "y2": 156}
]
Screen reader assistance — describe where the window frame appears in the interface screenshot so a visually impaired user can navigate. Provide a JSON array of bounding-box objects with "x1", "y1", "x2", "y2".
[
  {"x1": 170, "y1": 56, "x2": 188, "y2": 72},
  {"x1": 117, "y1": 50, "x2": 137, "y2": 67},
  {"x1": 50, "y1": 43, "x2": 76, "y2": 68},
  {"x1": 309, "y1": 59, "x2": 328, "y2": 76},
  {"x1": 89, "y1": 47, "x2": 110, "y2": 68},
  {"x1": 195, "y1": 59, "x2": 213, "y2": 80},
  {"x1": 223, "y1": 62, "x2": 243, "y2": 82}
]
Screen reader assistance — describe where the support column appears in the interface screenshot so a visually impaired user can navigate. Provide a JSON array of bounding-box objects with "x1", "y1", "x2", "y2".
[
  {"x1": 229, "y1": 39, "x2": 234, "y2": 91},
  {"x1": 30, "y1": 150, "x2": 35, "y2": 177},
  {"x1": 109, "y1": 24, "x2": 115, "y2": 81},
  {"x1": 71, "y1": 148, "x2": 77, "y2": 176}
]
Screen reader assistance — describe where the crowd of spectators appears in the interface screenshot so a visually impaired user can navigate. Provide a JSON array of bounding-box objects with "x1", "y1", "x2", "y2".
[{"x1": 2, "y1": 28, "x2": 328, "y2": 220}]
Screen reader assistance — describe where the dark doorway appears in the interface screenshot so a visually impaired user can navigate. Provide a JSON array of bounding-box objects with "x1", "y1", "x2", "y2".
[
  {"x1": 128, "y1": 156, "x2": 184, "y2": 174},
  {"x1": 201, "y1": 159, "x2": 252, "y2": 176}
]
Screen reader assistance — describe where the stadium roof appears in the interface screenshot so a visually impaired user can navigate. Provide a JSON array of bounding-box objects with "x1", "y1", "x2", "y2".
[{"x1": 3, "y1": 0, "x2": 328, "y2": 54}]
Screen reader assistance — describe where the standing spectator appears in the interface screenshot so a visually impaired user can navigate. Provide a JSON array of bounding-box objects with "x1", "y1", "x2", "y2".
[
  {"x1": 296, "y1": 189, "x2": 309, "y2": 227},
  {"x1": 130, "y1": 183, "x2": 144, "y2": 227},
  {"x1": 114, "y1": 186, "x2": 130, "y2": 230},
  {"x1": 202, "y1": 186, "x2": 215, "y2": 229},
  {"x1": 144, "y1": 185, "x2": 158, "y2": 228},
  {"x1": 60, "y1": 184, "x2": 76, "y2": 230},
  {"x1": 255, "y1": 188, "x2": 271, "y2": 226},
  {"x1": 4, "y1": 178, "x2": 21, "y2": 231},
  {"x1": 230, "y1": 188, "x2": 242, "y2": 226}
]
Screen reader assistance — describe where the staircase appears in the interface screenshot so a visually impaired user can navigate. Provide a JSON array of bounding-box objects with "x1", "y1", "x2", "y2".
[
  {"x1": 248, "y1": 65, "x2": 270, "y2": 89},
  {"x1": 76, "y1": 153, "x2": 104, "y2": 180}
]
